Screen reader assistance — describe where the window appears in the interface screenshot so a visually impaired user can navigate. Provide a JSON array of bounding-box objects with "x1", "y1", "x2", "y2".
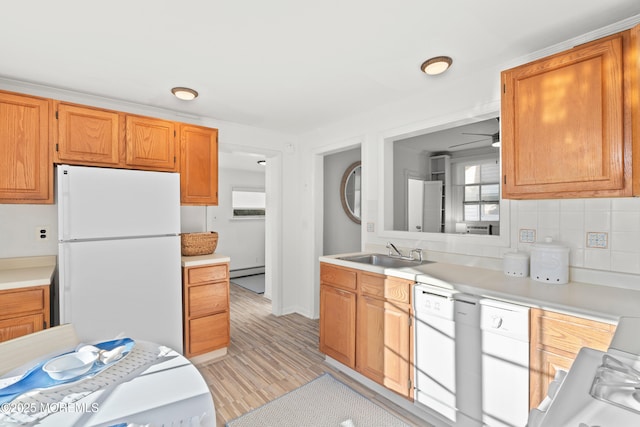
[
  {"x1": 463, "y1": 161, "x2": 499, "y2": 222},
  {"x1": 232, "y1": 189, "x2": 266, "y2": 217}
]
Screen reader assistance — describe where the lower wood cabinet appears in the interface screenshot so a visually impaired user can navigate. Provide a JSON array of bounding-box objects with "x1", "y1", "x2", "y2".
[
  {"x1": 0, "y1": 285, "x2": 50, "y2": 342},
  {"x1": 319, "y1": 262, "x2": 414, "y2": 399},
  {"x1": 529, "y1": 308, "x2": 616, "y2": 409},
  {"x1": 182, "y1": 262, "x2": 230, "y2": 358}
]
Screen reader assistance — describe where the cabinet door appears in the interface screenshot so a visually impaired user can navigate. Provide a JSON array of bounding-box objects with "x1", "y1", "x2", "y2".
[
  {"x1": 126, "y1": 115, "x2": 177, "y2": 171},
  {"x1": 529, "y1": 308, "x2": 615, "y2": 409},
  {"x1": 502, "y1": 30, "x2": 632, "y2": 199},
  {"x1": 187, "y1": 311, "x2": 230, "y2": 355},
  {"x1": 0, "y1": 314, "x2": 45, "y2": 343},
  {"x1": 319, "y1": 284, "x2": 356, "y2": 368},
  {"x1": 383, "y1": 303, "x2": 412, "y2": 398},
  {"x1": 55, "y1": 102, "x2": 123, "y2": 166},
  {"x1": 0, "y1": 91, "x2": 52, "y2": 203},
  {"x1": 180, "y1": 124, "x2": 218, "y2": 205},
  {"x1": 356, "y1": 295, "x2": 385, "y2": 383}
]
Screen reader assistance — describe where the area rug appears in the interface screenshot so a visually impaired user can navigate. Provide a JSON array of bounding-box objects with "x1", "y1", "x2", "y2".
[
  {"x1": 225, "y1": 373, "x2": 410, "y2": 427},
  {"x1": 231, "y1": 274, "x2": 265, "y2": 294}
]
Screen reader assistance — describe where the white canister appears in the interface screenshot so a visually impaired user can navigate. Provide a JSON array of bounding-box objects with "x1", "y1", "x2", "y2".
[
  {"x1": 530, "y1": 237, "x2": 570, "y2": 284},
  {"x1": 503, "y1": 252, "x2": 529, "y2": 277}
]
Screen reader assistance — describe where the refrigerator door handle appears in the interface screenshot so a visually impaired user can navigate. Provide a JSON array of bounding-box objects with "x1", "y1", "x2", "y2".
[
  {"x1": 58, "y1": 243, "x2": 71, "y2": 324},
  {"x1": 58, "y1": 166, "x2": 72, "y2": 241}
]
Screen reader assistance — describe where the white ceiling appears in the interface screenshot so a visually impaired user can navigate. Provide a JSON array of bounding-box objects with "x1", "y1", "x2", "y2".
[{"x1": 1, "y1": 1, "x2": 639, "y2": 134}]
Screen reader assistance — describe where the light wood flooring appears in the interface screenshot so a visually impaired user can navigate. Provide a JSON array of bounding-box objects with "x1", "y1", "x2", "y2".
[{"x1": 195, "y1": 283, "x2": 432, "y2": 427}]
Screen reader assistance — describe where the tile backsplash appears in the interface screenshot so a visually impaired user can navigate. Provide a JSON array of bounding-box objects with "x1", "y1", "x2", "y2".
[{"x1": 512, "y1": 198, "x2": 640, "y2": 274}]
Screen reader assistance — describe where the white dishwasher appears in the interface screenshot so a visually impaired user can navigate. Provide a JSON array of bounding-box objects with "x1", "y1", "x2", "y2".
[
  {"x1": 480, "y1": 298, "x2": 530, "y2": 427},
  {"x1": 414, "y1": 283, "x2": 458, "y2": 423}
]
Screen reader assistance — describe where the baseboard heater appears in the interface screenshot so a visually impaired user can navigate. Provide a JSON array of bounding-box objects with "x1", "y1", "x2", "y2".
[{"x1": 230, "y1": 266, "x2": 265, "y2": 279}]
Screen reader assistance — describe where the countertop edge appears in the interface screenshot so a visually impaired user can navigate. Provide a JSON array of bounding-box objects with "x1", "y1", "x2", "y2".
[
  {"x1": 0, "y1": 256, "x2": 56, "y2": 292},
  {"x1": 320, "y1": 253, "x2": 639, "y2": 323},
  {"x1": 181, "y1": 253, "x2": 231, "y2": 267}
]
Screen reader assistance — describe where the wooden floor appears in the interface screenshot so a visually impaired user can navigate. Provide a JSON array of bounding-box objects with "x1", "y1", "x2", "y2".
[{"x1": 195, "y1": 284, "x2": 432, "y2": 427}]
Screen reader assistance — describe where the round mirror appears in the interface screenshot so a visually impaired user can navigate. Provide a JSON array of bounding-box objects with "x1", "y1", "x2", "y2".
[{"x1": 340, "y1": 161, "x2": 361, "y2": 224}]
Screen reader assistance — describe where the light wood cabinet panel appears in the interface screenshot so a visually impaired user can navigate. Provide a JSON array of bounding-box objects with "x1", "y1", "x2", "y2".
[
  {"x1": 0, "y1": 91, "x2": 52, "y2": 203},
  {"x1": 0, "y1": 314, "x2": 45, "y2": 342},
  {"x1": 187, "y1": 264, "x2": 228, "y2": 285},
  {"x1": 187, "y1": 282, "x2": 228, "y2": 318},
  {"x1": 529, "y1": 308, "x2": 615, "y2": 409},
  {"x1": 55, "y1": 102, "x2": 123, "y2": 166},
  {"x1": 383, "y1": 302, "x2": 412, "y2": 398},
  {"x1": 320, "y1": 263, "x2": 357, "y2": 291},
  {"x1": 188, "y1": 311, "x2": 230, "y2": 355},
  {"x1": 0, "y1": 285, "x2": 50, "y2": 343},
  {"x1": 501, "y1": 30, "x2": 633, "y2": 199},
  {"x1": 631, "y1": 24, "x2": 640, "y2": 195},
  {"x1": 180, "y1": 124, "x2": 218, "y2": 205},
  {"x1": 125, "y1": 115, "x2": 177, "y2": 171},
  {"x1": 356, "y1": 294, "x2": 385, "y2": 383},
  {"x1": 319, "y1": 262, "x2": 414, "y2": 399},
  {"x1": 182, "y1": 262, "x2": 230, "y2": 358},
  {"x1": 319, "y1": 284, "x2": 357, "y2": 368}
]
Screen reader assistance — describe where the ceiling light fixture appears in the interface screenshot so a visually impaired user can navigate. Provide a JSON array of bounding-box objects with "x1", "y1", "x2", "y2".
[
  {"x1": 171, "y1": 87, "x2": 198, "y2": 101},
  {"x1": 420, "y1": 56, "x2": 453, "y2": 75},
  {"x1": 257, "y1": 160, "x2": 266, "y2": 166}
]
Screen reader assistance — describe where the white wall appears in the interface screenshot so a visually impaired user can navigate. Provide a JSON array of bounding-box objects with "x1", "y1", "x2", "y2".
[
  {"x1": 323, "y1": 147, "x2": 361, "y2": 256},
  {"x1": 0, "y1": 204, "x2": 58, "y2": 258}
]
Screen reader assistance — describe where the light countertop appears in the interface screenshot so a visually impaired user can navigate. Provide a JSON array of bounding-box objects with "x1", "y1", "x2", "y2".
[
  {"x1": 0, "y1": 256, "x2": 56, "y2": 292},
  {"x1": 320, "y1": 253, "x2": 640, "y2": 323},
  {"x1": 181, "y1": 253, "x2": 230, "y2": 267}
]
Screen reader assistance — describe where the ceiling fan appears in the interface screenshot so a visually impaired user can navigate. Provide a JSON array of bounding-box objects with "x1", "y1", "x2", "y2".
[
  {"x1": 449, "y1": 131, "x2": 500, "y2": 148},
  {"x1": 449, "y1": 117, "x2": 500, "y2": 148}
]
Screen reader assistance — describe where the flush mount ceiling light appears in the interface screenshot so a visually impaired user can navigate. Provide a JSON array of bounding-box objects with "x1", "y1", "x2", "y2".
[
  {"x1": 257, "y1": 160, "x2": 266, "y2": 166},
  {"x1": 171, "y1": 87, "x2": 198, "y2": 101},
  {"x1": 420, "y1": 56, "x2": 453, "y2": 75}
]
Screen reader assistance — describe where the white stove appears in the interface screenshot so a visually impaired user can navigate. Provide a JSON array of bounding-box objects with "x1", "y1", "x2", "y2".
[{"x1": 535, "y1": 318, "x2": 640, "y2": 427}]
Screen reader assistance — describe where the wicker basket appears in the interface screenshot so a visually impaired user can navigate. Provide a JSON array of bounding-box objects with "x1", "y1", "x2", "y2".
[{"x1": 181, "y1": 232, "x2": 218, "y2": 256}]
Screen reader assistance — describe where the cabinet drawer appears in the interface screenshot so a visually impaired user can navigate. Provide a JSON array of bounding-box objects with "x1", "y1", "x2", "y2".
[
  {"x1": 188, "y1": 282, "x2": 228, "y2": 317},
  {"x1": 361, "y1": 273, "x2": 384, "y2": 299},
  {"x1": 0, "y1": 314, "x2": 45, "y2": 342},
  {"x1": 187, "y1": 264, "x2": 228, "y2": 284},
  {"x1": 0, "y1": 288, "x2": 47, "y2": 319},
  {"x1": 320, "y1": 263, "x2": 357, "y2": 291},
  {"x1": 535, "y1": 312, "x2": 614, "y2": 354},
  {"x1": 385, "y1": 278, "x2": 412, "y2": 304},
  {"x1": 188, "y1": 311, "x2": 229, "y2": 355}
]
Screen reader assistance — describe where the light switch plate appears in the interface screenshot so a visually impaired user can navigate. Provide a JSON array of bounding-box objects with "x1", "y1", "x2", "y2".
[
  {"x1": 366, "y1": 222, "x2": 375, "y2": 232},
  {"x1": 519, "y1": 229, "x2": 536, "y2": 243},
  {"x1": 587, "y1": 232, "x2": 608, "y2": 249}
]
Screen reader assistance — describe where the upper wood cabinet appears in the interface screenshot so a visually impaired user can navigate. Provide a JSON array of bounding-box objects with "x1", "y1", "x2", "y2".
[
  {"x1": 180, "y1": 124, "x2": 218, "y2": 205},
  {"x1": 0, "y1": 91, "x2": 53, "y2": 203},
  {"x1": 54, "y1": 102, "x2": 123, "y2": 166},
  {"x1": 125, "y1": 115, "x2": 177, "y2": 171},
  {"x1": 501, "y1": 29, "x2": 634, "y2": 199},
  {"x1": 54, "y1": 102, "x2": 178, "y2": 172}
]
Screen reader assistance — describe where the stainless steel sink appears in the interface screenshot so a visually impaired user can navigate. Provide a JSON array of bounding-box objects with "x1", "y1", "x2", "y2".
[{"x1": 338, "y1": 254, "x2": 431, "y2": 268}]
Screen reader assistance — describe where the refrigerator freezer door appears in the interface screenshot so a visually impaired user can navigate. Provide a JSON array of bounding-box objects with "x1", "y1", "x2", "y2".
[
  {"x1": 57, "y1": 165, "x2": 180, "y2": 240},
  {"x1": 58, "y1": 236, "x2": 183, "y2": 352}
]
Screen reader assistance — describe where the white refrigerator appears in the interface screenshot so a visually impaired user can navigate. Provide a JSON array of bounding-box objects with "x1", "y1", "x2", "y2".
[{"x1": 57, "y1": 165, "x2": 183, "y2": 353}]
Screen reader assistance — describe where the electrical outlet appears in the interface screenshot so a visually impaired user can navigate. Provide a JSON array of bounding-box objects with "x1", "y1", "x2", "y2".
[
  {"x1": 36, "y1": 226, "x2": 49, "y2": 241},
  {"x1": 587, "y1": 232, "x2": 608, "y2": 249},
  {"x1": 519, "y1": 229, "x2": 536, "y2": 243},
  {"x1": 366, "y1": 222, "x2": 375, "y2": 232}
]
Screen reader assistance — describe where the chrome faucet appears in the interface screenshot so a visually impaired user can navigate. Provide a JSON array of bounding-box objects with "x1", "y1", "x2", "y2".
[
  {"x1": 386, "y1": 242, "x2": 404, "y2": 258},
  {"x1": 410, "y1": 248, "x2": 423, "y2": 261}
]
